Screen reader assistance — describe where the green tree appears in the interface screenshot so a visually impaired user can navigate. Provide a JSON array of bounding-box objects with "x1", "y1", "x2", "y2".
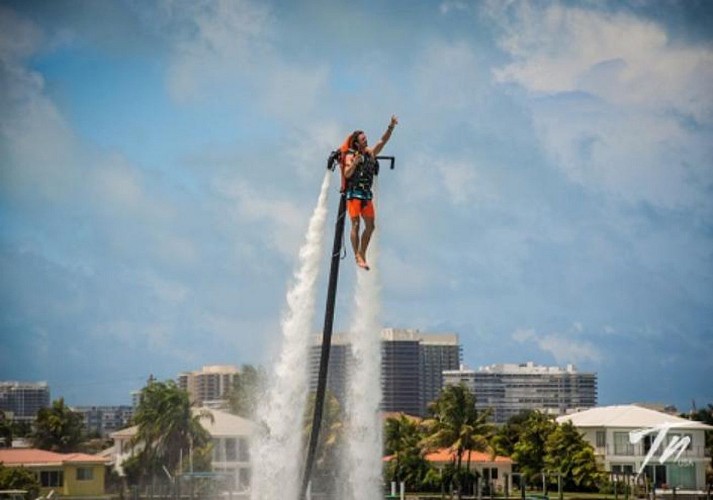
[
  {"x1": 32, "y1": 398, "x2": 84, "y2": 452},
  {"x1": 384, "y1": 413, "x2": 432, "y2": 487},
  {"x1": 544, "y1": 421, "x2": 602, "y2": 491},
  {"x1": 303, "y1": 391, "x2": 343, "y2": 493},
  {"x1": 492, "y1": 410, "x2": 536, "y2": 457},
  {"x1": 421, "y1": 384, "x2": 493, "y2": 499},
  {"x1": 128, "y1": 380, "x2": 213, "y2": 483},
  {"x1": 224, "y1": 365, "x2": 265, "y2": 418},
  {"x1": 0, "y1": 464, "x2": 40, "y2": 498},
  {"x1": 0, "y1": 410, "x2": 12, "y2": 447},
  {"x1": 511, "y1": 411, "x2": 557, "y2": 487}
]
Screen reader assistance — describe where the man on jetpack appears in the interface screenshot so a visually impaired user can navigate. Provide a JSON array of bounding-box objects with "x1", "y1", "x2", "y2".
[{"x1": 341, "y1": 115, "x2": 398, "y2": 270}]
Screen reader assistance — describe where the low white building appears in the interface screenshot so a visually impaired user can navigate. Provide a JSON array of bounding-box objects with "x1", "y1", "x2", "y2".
[
  {"x1": 557, "y1": 405, "x2": 712, "y2": 491},
  {"x1": 110, "y1": 408, "x2": 257, "y2": 491}
]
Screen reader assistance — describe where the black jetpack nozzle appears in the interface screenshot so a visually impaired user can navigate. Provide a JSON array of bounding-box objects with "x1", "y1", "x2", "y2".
[{"x1": 327, "y1": 150, "x2": 340, "y2": 171}]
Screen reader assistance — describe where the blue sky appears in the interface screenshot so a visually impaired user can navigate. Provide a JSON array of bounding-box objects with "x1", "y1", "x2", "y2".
[{"x1": 1, "y1": 0, "x2": 711, "y2": 410}]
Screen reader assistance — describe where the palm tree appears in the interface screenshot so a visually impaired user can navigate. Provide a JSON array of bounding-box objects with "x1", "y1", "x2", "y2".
[
  {"x1": 302, "y1": 391, "x2": 343, "y2": 493},
  {"x1": 130, "y1": 380, "x2": 213, "y2": 480},
  {"x1": 224, "y1": 365, "x2": 265, "y2": 418},
  {"x1": 32, "y1": 398, "x2": 84, "y2": 452},
  {"x1": 421, "y1": 384, "x2": 493, "y2": 499},
  {"x1": 384, "y1": 413, "x2": 431, "y2": 487}
]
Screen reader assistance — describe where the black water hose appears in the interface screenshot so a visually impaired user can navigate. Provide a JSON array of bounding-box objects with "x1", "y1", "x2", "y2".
[{"x1": 299, "y1": 192, "x2": 347, "y2": 499}]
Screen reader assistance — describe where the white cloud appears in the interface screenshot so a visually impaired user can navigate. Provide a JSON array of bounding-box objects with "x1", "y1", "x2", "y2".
[
  {"x1": 161, "y1": 0, "x2": 331, "y2": 127},
  {"x1": 495, "y1": 5, "x2": 713, "y2": 119},
  {"x1": 0, "y1": 6, "x2": 43, "y2": 62},
  {"x1": 0, "y1": 15, "x2": 80, "y2": 204},
  {"x1": 513, "y1": 325, "x2": 602, "y2": 364},
  {"x1": 413, "y1": 39, "x2": 488, "y2": 111},
  {"x1": 163, "y1": 0, "x2": 273, "y2": 103},
  {"x1": 213, "y1": 176, "x2": 309, "y2": 260},
  {"x1": 440, "y1": 1, "x2": 469, "y2": 16},
  {"x1": 491, "y1": 4, "x2": 713, "y2": 211}
]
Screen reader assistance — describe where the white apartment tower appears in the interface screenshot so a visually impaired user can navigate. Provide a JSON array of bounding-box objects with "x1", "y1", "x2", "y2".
[
  {"x1": 178, "y1": 365, "x2": 240, "y2": 407},
  {"x1": 443, "y1": 362, "x2": 597, "y2": 423},
  {"x1": 309, "y1": 329, "x2": 461, "y2": 417},
  {"x1": 0, "y1": 381, "x2": 50, "y2": 422}
]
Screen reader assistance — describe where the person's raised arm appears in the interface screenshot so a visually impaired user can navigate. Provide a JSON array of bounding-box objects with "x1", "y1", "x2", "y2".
[{"x1": 371, "y1": 115, "x2": 398, "y2": 156}]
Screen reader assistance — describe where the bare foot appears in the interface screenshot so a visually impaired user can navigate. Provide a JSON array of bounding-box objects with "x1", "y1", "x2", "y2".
[{"x1": 356, "y1": 254, "x2": 370, "y2": 271}]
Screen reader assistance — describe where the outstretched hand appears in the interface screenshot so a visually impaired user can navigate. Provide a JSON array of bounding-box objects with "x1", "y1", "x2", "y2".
[{"x1": 390, "y1": 115, "x2": 398, "y2": 127}]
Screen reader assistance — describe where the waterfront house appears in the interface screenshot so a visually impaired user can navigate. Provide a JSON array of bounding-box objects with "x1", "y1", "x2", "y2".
[
  {"x1": 0, "y1": 448, "x2": 108, "y2": 498},
  {"x1": 110, "y1": 407, "x2": 256, "y2": 491},
  {"x1": 557, "y1": 404, "x2": 712, "y2": 491}
]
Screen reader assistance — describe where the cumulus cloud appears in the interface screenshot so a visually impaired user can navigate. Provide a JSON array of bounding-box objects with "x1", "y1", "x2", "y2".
[
  {"x1": 212, "y1": 176, "x2": 310, "y2": 260},
  {"x1": 490, "y1": 3, "x2": 713, "y2": 211},
  {"x1": 413, "y1": 39, "x2": 488, "y2": 111},
  {"x1": 513, "y1": 325, "x2": 602, "y2": 364}
]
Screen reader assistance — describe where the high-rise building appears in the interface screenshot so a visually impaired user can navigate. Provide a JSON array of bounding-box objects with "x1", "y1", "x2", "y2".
[
  {"x1": 382, "y1": 329, "x2": 461, "y2": 416},
  {"x1": 417, "y1": 331, "x2": 462, "y2": 415},
  {"x1": 309, "y1": 329, "x2": 461, "y2": 417},
  {"x1": 381, "y1": 330, "x2": 422, "y2": 416},
  {"x1": 73, "y1": 406, "x2": 134, "y2": 436},
  {"x1": 0, "y1": 381, "x2": 50, "y2": 422},
  {"x1": 443, "y1": 362, "x2": 598, "y2": 423},
  {"x1": 308, "y1": 334, "x2": 351, "y2": 404},
  {"x1": 177, "y1": 365, "x2": 240, "y2": 406}
]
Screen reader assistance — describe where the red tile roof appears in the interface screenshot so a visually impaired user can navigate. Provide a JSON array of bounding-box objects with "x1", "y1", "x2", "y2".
[
  {"x1": 384, "y1": 448, "x2": 512, "y2": 464},
  {"x1": 0, "y1": 449, "x2": 108, "y2": 466},
  {"x1": 424, "y1": 449, "x2": 512, "y2": 464}
]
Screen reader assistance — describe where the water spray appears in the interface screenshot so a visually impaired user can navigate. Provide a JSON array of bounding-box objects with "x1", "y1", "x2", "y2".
[{"x1": 300, "y1": 152, "x2": 395, "y2": 499}]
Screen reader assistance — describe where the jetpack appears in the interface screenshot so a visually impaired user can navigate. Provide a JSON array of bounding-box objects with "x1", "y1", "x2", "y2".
[{"x1": 299, "y1": 147, "x2": 396, "y2": 499}]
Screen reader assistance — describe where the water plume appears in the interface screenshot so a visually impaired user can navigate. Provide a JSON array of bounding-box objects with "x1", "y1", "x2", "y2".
[{"x1": 250, "y1": 171, "x2": 332, "y2": 500}]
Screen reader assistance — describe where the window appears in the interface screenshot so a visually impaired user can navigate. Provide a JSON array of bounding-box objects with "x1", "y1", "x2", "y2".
[
  {"x1": 40, "y1": 470, "x2": 64, "y2": 487},
  {"x1": 76, "y1": 467, "x2": 94, "y2": 481},
  {"x1": 239, "y1": 467, "x2": 251, "y2": 488},
  {"x1": 238, "y1": 437, "x2": 249, "y2": 462},
  {"x1": 596, "y1": 431, "x2": 606, "y2": 447},
  {"x1": 611, "y1": 464, "x2": 634, "y2": 475},
  {"x1": 225, "y1": 438, "x2": 237, "y2": 461},
  {"x1": 614, "y1": 432, "x2": 634, "y2": 455}
]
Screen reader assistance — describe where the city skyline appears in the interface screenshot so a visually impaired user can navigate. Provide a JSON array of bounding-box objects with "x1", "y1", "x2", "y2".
[
  {"x1": 1, "y1": 1, "x2": 711, "y2": 411},
  {"x1": 0, "y1": 355, "x2": 693, "y2": 416}
]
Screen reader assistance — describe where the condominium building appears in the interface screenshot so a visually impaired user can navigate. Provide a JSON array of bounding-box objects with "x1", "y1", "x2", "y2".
[
  {"x1": 308, "y1": 333, "x2": 351, "y2": 404},
  {"x1": 443, "y1": 362, "x2": 597, "y2": 423},
  {"x1": 177, "y1": 365, "x2": 240, "y2": 406},
  {"x1": 309, "y1": 329, "x2": 461, "y2": 417},
  {"x1": 381, "y1": 329, "x2": 422, "y2": 416},
  {"x1": 382, "y1": 329, "x2": 461, "y2": 416},
  {"x1": 417, "y1": 331, "x2": 462, "y2": 415},
  {"x1": 0, "y1": 381, "x2": 50, "y2": 422},
  {"x1": 73, "y1": 406, "x2": 134, "y2": 437}
]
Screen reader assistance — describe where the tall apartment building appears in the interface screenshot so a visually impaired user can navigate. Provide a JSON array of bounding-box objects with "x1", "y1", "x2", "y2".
[
  {"x1": 178, "y1": 365, "x2": 240, "y2": 407},
  {"x1": 73, "y1": 406, "x2": 134, "y2": 436},
  {"x1": 309, "y1": 329, "x2": 461, "y2": 417},
  {"x1": 418, "y1": 331, "x2": 462, "y2": 415},
  {"x1": 0, "y1": 381, "x2": 50, "y2": 422},
  {"x1": 382, "y1": 329, "x2": 461, "y2": 416},
  {"x1": 443, "y1": 362, "x2": 597, "y2": 423},
  {"x1": 308, "y1": 334, "x2": 351, "y2": 404}
]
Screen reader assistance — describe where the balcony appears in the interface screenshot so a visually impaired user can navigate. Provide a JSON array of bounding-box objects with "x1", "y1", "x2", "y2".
[{"x1": 596, "y1": 444, "x2": 708, "y2": 459}]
